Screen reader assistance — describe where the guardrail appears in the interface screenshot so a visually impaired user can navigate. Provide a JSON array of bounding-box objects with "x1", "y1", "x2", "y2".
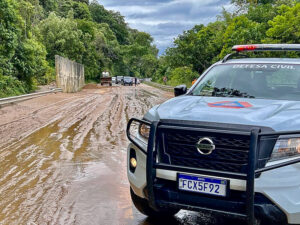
[
  {"x1": 143, "y1": 81, "x2": 174, "y2": 92},
  {"x1": 0, "y1": 88, "x2": 62, "y2": 107}
]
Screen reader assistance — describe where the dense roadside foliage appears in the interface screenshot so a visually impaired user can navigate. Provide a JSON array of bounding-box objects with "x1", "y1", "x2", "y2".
[
  {"x1": 0, "y1": 0, "x2": 158, "y2": 96},
  {"x1": 1, "y1": 0, "x2": 300, "y2": 96},
  {"x1": 154, "y1": 0, "x2": 300, "y2": 87}
]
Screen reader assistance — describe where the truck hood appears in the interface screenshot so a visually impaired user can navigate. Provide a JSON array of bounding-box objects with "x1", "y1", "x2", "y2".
[{"x1": 153, "y1": 96, "x2": 300, "y2": 131}]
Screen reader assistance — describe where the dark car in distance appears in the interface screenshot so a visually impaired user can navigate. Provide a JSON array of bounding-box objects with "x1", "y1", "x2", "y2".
[{"x1": 123, "y1": 76, "x2": 133, "y2": 86}]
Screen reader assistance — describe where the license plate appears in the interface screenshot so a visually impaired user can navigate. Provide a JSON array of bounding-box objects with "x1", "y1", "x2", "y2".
[{"x1": 178, "y1": 174, "x2": 228, "y2": 197}]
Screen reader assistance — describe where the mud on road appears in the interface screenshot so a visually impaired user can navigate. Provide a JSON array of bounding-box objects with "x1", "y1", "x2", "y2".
[{"x1": 0, "y1": 84, "x2": 236, "y2": 225}]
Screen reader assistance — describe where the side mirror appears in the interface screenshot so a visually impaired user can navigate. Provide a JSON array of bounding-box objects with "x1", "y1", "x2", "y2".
[{"x1": 174, "y1": 84, "x2": 187, "y2": 97}]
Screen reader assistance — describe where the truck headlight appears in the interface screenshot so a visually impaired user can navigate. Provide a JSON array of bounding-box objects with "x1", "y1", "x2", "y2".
[
  {"x1": 139, "y1": 123, "x2": 150, "y2": 139},
  {"x1": 127, "y1": 118, "x2": 151, "y2": 152},
  {"x1": 270, "y1": 137, "x2": 300, "y2": 161}
]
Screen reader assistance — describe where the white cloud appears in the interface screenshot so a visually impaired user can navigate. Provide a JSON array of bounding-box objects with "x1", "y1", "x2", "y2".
[
  {"x1": 99, "y1": 0, "x2": 231, "y2": 54},
  {"x1": 106, "y1": 5, "x2": 157, "y2": 14}
]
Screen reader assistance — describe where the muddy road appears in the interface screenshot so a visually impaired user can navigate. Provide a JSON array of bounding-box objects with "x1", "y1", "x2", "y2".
[{"x1": 0, "y1": 84, "x2": 234, "y2": 225}]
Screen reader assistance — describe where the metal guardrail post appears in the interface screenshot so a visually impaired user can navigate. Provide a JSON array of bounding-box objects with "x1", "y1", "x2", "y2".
[{"x1": 0, "y1": 88, "x2": 63, "y2": 107}]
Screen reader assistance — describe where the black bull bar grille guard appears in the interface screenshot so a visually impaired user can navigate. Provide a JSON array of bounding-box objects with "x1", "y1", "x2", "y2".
[{"x1": 126, "y1": 118, "x2": 300, "y2": 225}]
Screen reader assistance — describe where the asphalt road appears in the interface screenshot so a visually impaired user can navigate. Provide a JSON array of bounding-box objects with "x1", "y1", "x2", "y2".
[{"x1": 0, "y1": 84, "x2": 240, "y2": 225}]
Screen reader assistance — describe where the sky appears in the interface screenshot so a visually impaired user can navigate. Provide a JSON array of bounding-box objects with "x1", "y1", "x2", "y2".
[{"x1": 99, "y1": 0, "x2": 233, "y2": 55}]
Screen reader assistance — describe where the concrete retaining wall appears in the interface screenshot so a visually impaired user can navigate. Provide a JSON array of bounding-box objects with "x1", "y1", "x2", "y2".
[{"x1": 55, "y1": 55, "x2": 85, "y2": 93}]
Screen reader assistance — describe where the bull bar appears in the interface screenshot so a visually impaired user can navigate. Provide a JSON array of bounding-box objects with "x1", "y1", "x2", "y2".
[{"x1": 127, "y1": 118, "x2": 300, "y2": 225}]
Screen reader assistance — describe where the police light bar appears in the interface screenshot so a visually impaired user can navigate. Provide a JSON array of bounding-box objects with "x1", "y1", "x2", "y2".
[{"x1": 232, "y1": 44, "x2": 300, "y2": 52}]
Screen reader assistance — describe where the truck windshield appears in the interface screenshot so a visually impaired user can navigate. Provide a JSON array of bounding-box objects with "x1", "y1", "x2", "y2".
[{"x1": 191, "y1": 63, "x2": 300, "y2": 101}]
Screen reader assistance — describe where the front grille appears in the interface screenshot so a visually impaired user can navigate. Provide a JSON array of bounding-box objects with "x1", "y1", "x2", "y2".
[{"x1": 159, "y1": 128, "x2": 251, "y2": 173}]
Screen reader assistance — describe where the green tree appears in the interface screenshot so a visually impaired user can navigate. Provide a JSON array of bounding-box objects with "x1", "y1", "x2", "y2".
[
  {"x1": 267, "y1": 3, "x2": 300, "y2": 43},
  {"x1": 0, "y1": 0, "x2": 20, "y2": 76},
  {"x1": 39, "y1": 0, "x2": 57, "y2": 13},
  {"x1": 0, "y1": 76, "x2": 27, "y2": 97},
  {"x1": 247, "y1": 3, "x2": 278, "y2": 23},
  {"x1": 74, "y1": 0, "x2": 89, "y2": 4},
  {"x1": 140, "y1": 54, "x2": 158, "y2": 78},
  {"x1": 122, "y1": 31, "x2": 158, "y2": 77},
  {"x1": 38, "y1": 12, "x2": 85, "y2": 64},
  {"x1": 89, "y1": 1, "x2": 129, "y2": 44},
  {"x1": 232, "y1": 0, "x2": 275, "y2": 5},
  {"x1": 1, "y1": 0, "x2": 160, "y2": 97},
  {"x1": 57, "y1": 0, "x2": 73, "y2": 17},
  {"x1": 219, "y1": 15, "x2": 264, "y2": 58},
  {"x1": 168, "y1": 66, "x2": 199, "y2": 87},
  {"x1": 78, "y1": 20, "x2": 108, "y2": 80},
  {"x1": 161, "y1": 22, "x2": 225, "y2": 75},
  {"x1": 72, "y1": 1, "x2": 91, "y2": 20},
  {"x1": 13, "y1": 37, "x2": 49, "y2": 86},
  {"x1": 0, "y1": 0, "x2": 50, "y2": 90}
]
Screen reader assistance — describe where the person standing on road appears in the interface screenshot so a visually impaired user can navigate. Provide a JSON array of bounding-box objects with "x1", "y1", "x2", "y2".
[
  {"x1": 134, "y1": 77, "x2": 137, "y2": 86},
  {"x1": 163, "y1": 76, "x2": 167, "y2": 85}
]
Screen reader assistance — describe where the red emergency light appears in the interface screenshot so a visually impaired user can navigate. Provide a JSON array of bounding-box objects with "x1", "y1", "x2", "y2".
[
  {"x1": 232, "y1": 44, "x2": 300, "y2": 52},
  {"x1": 234, "y1": 45, "x2": 257, "y2": 52}
]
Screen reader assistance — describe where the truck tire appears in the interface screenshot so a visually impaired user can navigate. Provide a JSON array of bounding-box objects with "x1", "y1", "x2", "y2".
[{"x1": 130, "y1": 188, "x2": 179, "y2": 218}]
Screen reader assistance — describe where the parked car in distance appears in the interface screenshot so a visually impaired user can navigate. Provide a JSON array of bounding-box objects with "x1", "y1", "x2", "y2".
[
  {"x1": 116, "y1": 76, "x2": 124, "y2": 84},
  {"x1": 123, "y1": 76, "x2": 133, "y2": 86},
  {"x1": 112, "y1": 77, "x2": 116, "y2": 84}
]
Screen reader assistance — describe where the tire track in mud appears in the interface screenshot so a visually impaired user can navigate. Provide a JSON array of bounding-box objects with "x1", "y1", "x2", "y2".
[
  {"x1": 0, "y1": 85, "x2": 171, "y2": 225},
  {"x1": 0, "y1": 96, "x2": 79, "y2": 127},
  {"x1": 0, "y1": 91, "x2": 113, "y2": 224},
  {"x1": 28, "y1": 94, "x2": 118, "y2": 225},
  {"x1": 42, "y1": 88, "x2": 129, "y2": 225},
  {"x1": 124, "y1": 87, "x2": 165, "y2": 120},
  {"x1": 0, "y1": 93, "x2": 99, "y2": 150},
  {"x1": 47, "y1": 86, "x2": 170, "y2": 225}
]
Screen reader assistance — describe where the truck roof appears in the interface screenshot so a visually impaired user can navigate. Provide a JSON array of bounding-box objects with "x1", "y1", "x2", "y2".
[{"x1": 219, "y1": 58, "x2": 300, "y2": 65}]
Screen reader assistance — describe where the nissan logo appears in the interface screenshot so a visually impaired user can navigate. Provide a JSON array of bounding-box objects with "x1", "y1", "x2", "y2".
[{"x1": 196, "y1": 137, "x2": 215, "y2": 155}]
